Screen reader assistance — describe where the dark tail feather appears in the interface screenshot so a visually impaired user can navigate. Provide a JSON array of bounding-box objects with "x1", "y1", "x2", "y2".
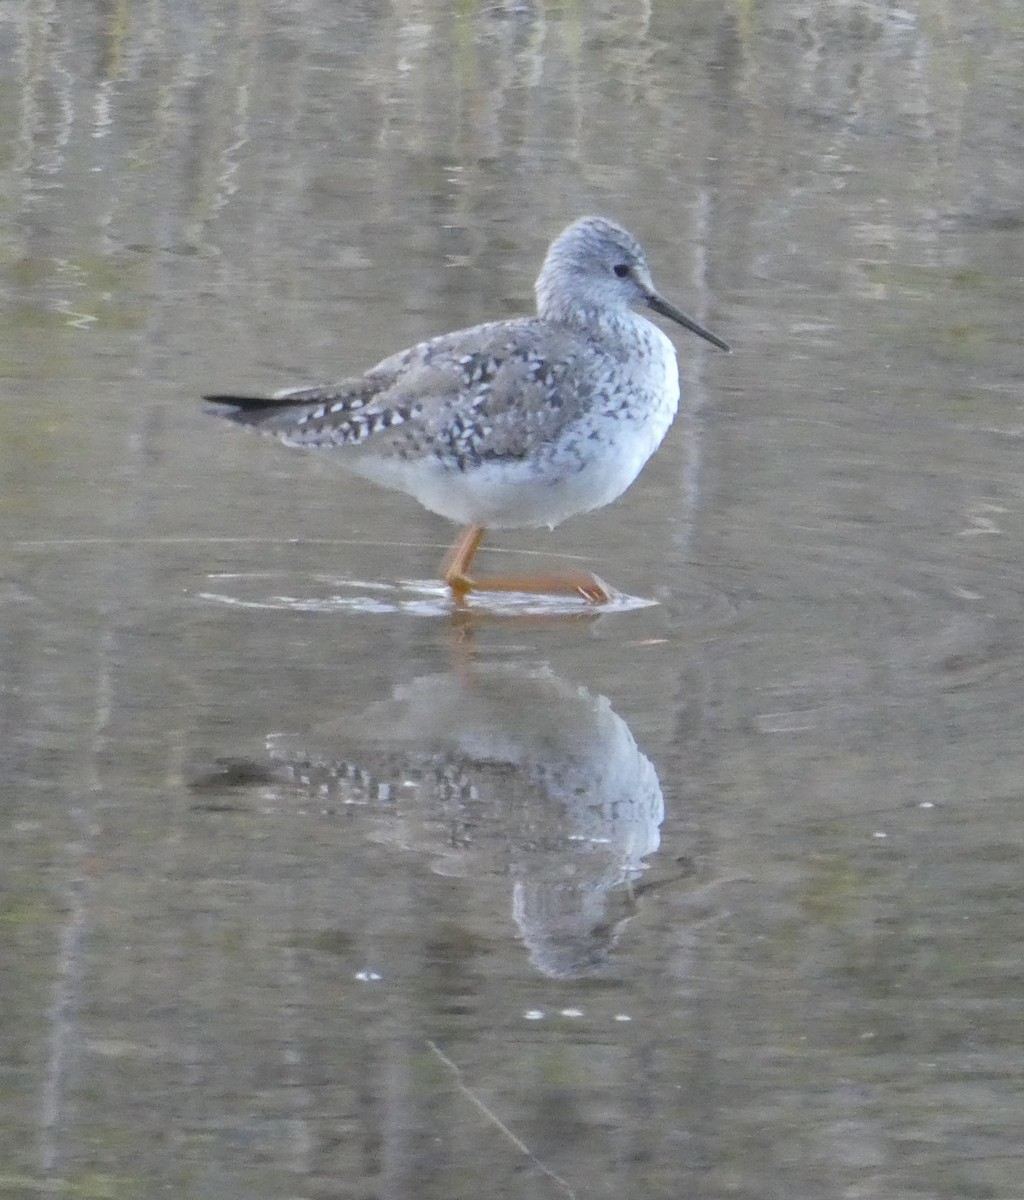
[
  {"x1": 204, "y1": 393, "x2": 313, "y2": 427},
  {"x1": 205, "y1": 394, "x2": 301, "y2": 411}
]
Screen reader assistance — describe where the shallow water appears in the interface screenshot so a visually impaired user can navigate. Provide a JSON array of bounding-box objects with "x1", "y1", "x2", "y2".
[{"x1": 3, "y1": 2, "x2": 1024, "y2": 1197}]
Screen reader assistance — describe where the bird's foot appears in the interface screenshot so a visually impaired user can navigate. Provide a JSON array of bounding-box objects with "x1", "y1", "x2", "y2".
[{"x1": 443, "y1": 570, "x2": 616, "y2": 606}]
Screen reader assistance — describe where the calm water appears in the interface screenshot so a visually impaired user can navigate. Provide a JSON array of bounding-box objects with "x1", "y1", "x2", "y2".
[{"x1": 3, "y1": 2, "x2": 1023, "y2": 1197}]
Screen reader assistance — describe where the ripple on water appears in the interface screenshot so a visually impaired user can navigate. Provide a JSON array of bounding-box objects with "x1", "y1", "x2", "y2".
[
  {"x1": 715, "y1": 499, "x2": 1024, "y2": 762},
  {"x1": 197, "y1": 572, "x2": 659, "y2": 618}
]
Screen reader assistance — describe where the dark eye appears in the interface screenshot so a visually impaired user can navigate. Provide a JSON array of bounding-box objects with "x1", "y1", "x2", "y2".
[{"x1": 613, "y1": 263, "x2": 630, "y2": 279}]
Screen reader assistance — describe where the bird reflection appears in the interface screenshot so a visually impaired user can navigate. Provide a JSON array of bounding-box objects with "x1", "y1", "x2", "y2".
[{"x1": 194, "y1": 662, "x2": 664, "y2": 978}]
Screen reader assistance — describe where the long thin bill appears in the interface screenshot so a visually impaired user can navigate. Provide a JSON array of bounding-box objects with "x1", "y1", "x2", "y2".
[{"x1": 645, "y1": 292, "x2": 731, "y2": 352}]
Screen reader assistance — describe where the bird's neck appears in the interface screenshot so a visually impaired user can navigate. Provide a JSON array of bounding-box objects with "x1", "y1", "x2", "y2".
[{"x1": 536, "y1": 286, "x2": 638, "y2": 342}]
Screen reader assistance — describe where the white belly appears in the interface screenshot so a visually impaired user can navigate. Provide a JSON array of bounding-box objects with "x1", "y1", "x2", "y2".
[
  {"x1": 355, "y1": 402, "x2": 677, "y2": 529},
  {"x1": 353, "y1": 317, "x2": 680, "y2": 529}
]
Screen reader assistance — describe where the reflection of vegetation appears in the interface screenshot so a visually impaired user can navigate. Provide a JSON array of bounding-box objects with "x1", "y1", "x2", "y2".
[
  {"x1": 859, "y1": 263, "x2": 987, "y2": 294},
  {"x1": 1, "y1": 255, "x2": 144, "y2": 334},
  {"x1": 799, "y1": 851, "x2": 861, "y2": 924},
  {"x1": 0, "y1": 893, "x2": 56, "y2": 930}
]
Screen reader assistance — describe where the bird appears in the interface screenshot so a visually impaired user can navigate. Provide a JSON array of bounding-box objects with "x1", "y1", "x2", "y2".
[{"x1": 205, "y1": 216, "x2": 729, "y2": 604}]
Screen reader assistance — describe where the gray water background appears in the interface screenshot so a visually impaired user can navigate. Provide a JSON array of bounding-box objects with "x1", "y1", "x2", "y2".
[{"x1": 2, "y1": 2, "x2": 1023, "y2": 1197}]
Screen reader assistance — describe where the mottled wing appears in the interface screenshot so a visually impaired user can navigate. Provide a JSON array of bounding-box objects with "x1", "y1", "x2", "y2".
[
  {"x1": 206, "y1": 317, "x2": 598, "y2": 462},
  {"x1": 355, "y1": 319, "x2": 600, "y2": 464}
]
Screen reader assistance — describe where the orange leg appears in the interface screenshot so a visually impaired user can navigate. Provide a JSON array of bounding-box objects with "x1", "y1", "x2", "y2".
[
  {"x1": 441, "y1": 525, "x2": 487, "y2": 600},
  {"x1": 441, "y1": 525, "x2": 615, "y2": 605}
]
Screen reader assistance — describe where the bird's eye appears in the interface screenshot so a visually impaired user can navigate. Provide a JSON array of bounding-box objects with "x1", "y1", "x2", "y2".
[{"x1": 613, "y1": 263, "x2": 631, "y2": 279}]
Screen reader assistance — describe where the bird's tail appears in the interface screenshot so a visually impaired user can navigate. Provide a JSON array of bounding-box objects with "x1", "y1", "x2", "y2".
[
  {"x1": 204, "y1": 392, "x2": 324, "y2": 426},
  {"x1": 204, "y1": 388, "x2": 412, "y2": 448}
]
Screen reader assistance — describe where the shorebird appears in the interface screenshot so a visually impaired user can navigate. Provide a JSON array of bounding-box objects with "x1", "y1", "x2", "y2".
[{"x1": 206, "y1": 216, "x2": 729, "y2": 604}]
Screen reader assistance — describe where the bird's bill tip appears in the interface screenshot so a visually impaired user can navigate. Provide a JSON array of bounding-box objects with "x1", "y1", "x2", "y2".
[{"x1": 645, "y1": 292, "x2": 730, "y2": 353}]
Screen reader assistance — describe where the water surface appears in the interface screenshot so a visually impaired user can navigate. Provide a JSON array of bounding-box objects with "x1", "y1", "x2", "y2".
[{"x1": 2, "y1": 3, "x2": 1023, "y2": 1197}]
